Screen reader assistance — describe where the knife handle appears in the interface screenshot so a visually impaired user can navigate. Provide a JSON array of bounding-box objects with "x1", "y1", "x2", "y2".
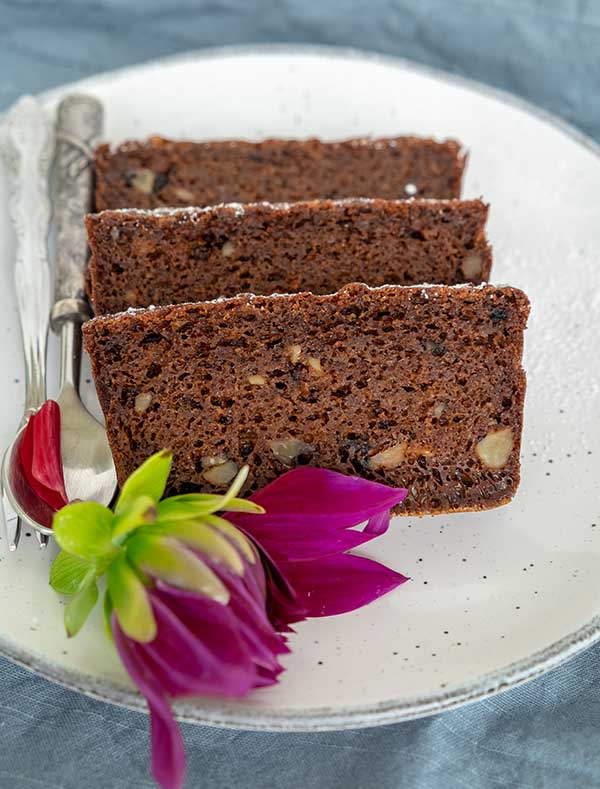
[
  {"x1": 51, "y1": 94, "x2": 103, "y2": 330},
  {"x1": 0, "y1": 96, "x2": 54, "y2": 415}
]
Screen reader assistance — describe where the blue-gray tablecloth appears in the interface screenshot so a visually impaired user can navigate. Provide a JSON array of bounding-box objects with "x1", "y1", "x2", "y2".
[{"x1": 1, "y1": 1, "x2": 599, "y2": 786}]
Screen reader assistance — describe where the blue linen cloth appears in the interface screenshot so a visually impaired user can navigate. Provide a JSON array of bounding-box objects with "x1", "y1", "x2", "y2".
[{"x1": 1, "y1": 1, "x2": 599, "y2": 786}]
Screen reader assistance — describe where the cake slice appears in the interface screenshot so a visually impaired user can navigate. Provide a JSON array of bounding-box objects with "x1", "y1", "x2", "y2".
[
  {"x1": 83, "y1": 283, "x2": 530, "y2": 516},
  {"x1": 93, "y1": 135, "x2": 466, "y2": 211},
  {"x1": 85, "y1": 198, "x2": 492, "y2": 314}
]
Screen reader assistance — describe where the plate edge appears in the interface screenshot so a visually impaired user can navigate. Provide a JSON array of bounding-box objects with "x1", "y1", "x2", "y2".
[{"x1": 1, "y1": 42, "x2": 599, "y2": 730}]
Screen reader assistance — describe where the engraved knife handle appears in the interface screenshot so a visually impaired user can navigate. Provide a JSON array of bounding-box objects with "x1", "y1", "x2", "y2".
[
  {"x1": 0, "y1": 96, "x2": 54, "y2": 415},
  {"x1": 51, "y1": 94, "x2": 103, "y2": 329}
]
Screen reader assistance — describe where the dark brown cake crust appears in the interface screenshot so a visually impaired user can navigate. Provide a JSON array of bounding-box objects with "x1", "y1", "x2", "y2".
[
  {"x1": 85, "y1": 198, "x2": 492, "y2": 314},
  {"x1": 93, "y1": 136, "x2": 466, "y2": 211},
  {"x1": 83, "y1": 283, "x2": 530, "y2": 516}
]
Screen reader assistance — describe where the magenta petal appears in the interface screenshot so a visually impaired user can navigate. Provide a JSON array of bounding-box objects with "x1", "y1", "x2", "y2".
[
  {"x1": 113, "y1": 616, "x2": 185, "y2": 789},
  {"x1": 250, "y1": 540, "x2": 307, "y2": 630},
  {"x1": 279, "y1": 553, "x2": 409, "y2": 617},
  {"x1": 232, "y1": 467, "x2": 408, "y2": 534},
  {"x1": 364, "y1": 509, "x2": 391, "y2": 535},
  {"x1": 144, "y1": 589, "x2": 256, "y2": 697},
  {"x1": 148, "y1": 700, "x2": 185, "y2": 789},
  {"x1": 254, "y1": 662, "x2": 286, "y2": 687},
  {"x1": 206, "y1": 560, "x2": 290, "y2": 670},
  {"x1": 248, "y1": 523, "x2": 377, "y2": 563}
]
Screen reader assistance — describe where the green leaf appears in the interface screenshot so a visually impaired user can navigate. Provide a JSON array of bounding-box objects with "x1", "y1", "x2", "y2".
[
  {"x1": 64, "y1": 577, "x2": 98, "y2": 637},
  {"x1": 147, "y1": 519, "x2": 245, "y2": 575},
  {"x1": 126, "y1": 534, "x2": 229, "y2": 602},
  {"x1": 157, "y1": 494, "x2": 263, "y2": 522},
  {"x1": 106, "y1": 553, "x2": 156, "y2": 643},
  {"x1": 204, "y1": 514, "x2": 256, "y2": 564},
  {"x1": 50, "y1": 551, "x2": 95, "y2": 595},
  {"x1": 155, "y1": 465, "x2": 263, "y2": 520},
  {"x1": 216, "y1": 464, "x2": 251, "y2": 509},
  {"x1": 112, "y1": 494, "x2": 157, "y2": 541},
  {"x1": 216, "y1": 497, "x2": 265, "y2": 514},
  {"x1": 53, "y1": 502, "x2": 117, "y2": 563},
  {"x1": 115, "y1": 450, "x2": 172, "y2": 514},
  {"x1": 103, "y1": 590, "x2": 114, "y2": 642}
]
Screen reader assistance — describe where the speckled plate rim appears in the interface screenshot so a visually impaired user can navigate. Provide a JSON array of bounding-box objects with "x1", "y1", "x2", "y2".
[{"x1": 2, "y1": 43, "x2": 600, "y2": 732}]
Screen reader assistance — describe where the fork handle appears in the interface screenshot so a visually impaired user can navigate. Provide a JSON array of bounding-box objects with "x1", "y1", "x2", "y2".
[
  {"x1": 51, "y1": 94, "x2": 103, "y2": 330},
  {"x1": 0, "y1": 97, "x2": 54, "y2": 416}
]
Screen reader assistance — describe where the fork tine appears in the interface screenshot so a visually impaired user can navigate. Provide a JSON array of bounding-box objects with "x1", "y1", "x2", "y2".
[
  {"x1": 8, "y1": 519, "x2": 21, "y2": 552},
  {"x1": 35, "y1": 531, "x2": 49, "y2": 549},
  {"x1": 1, "y1": 495, "x2": 21, "y2": 552}
]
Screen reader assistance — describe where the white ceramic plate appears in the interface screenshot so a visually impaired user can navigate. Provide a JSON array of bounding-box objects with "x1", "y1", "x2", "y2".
[{"x1": 0, "y1": 45, "x2": 599, "y2": 731}]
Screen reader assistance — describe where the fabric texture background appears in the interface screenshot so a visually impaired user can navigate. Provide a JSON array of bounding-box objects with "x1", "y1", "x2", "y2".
[{"x1": 1, "y1": 1, "x2": 599, "y2": 787}]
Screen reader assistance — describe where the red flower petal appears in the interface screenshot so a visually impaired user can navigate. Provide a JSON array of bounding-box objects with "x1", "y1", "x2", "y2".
[
  {"x1": 278, "y1": 553, "x2": 409, "y2": 617},
  {"x1": 19, "y1": 400, "x2": 68, "y2": 512}
]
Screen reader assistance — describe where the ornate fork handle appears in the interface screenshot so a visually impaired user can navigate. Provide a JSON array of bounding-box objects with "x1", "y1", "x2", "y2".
[
  {"x1": 52, "y1": 94, "x2": 102, "y2": 330},
  {"x1": 0, "y1": 96, "x2": 54, "y2": 417}
]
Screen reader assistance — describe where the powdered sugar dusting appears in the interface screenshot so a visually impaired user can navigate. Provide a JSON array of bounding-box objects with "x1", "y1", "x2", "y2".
[
  {"x1": 89, "y1": 196, "x2": 475, "y2": 223},
  {"x1": 88, "y1": 282, "x2": 505, "y2": 326}
]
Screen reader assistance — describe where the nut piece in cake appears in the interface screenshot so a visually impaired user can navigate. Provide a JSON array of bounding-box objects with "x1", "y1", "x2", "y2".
[
  {"x1": 307, "y1": 357, "x2": 323, "y2": 375},
  {"x1": 128, "y1": 169, "x2": 156, "y2": 195},
  {"x1": 368, "y1": 442, "x2": 408, "y2": 470},
  {"x1": 287, "y1": 344, "x2": 302, "y2": 364},
  {"x1": 134, "y1": 392, "x2": 152, "y2": 413},
  {"x1": 461, "y1": 253, "x2": 483, "y2": 280},
  {"x1": 202, "y1": 459, "x2": 239, "y2": 486},
  {"x1": 221, "y1": 240, "x2": 236, "y2": 258},
  {"x1": 475, "y1": 428, "x2": 514, "y2": 469},
  {"x1": 269, "y1": 438, "x2": 315, "y2": 466}
]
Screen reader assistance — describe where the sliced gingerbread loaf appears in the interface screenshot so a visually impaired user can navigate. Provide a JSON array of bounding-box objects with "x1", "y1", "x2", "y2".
[
  {"x1": 83, "y1": 283, "x2": 530, "y2": 516},
  {"x1": 85, "y1": 198, "x2": 491, "y2": 314},
  {"x1": 93, "y1": 135, "x2": 466, "y2": 211}
]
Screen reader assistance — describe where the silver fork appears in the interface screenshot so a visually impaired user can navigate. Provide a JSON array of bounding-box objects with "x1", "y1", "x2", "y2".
[{"x1": 0, "y1": 97, "x2": 54, "y2": 551}]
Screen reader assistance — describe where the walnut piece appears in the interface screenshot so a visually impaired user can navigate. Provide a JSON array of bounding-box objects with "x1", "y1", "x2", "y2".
[
  {"x1": 134, "y1": 392, "x2": 152, "y2": 413},
  {"x1": 269, "y1": 438, "x2": 314, "y2": 466},
  {"x1": 173, "y1": 187, "x2": 195, "y2": 203},
  {"x1": 201, "y1": 453, "x2": 229, "y2": 469},
  {"x1": 368, "y1": 441, "x2": 407, "y2": 470},
  {"x1": 408, "y1": 446, "x2": 433, "y2": 458},
  {"x1": 247, "y1": 374, "x2": 267, "y2": 386},
  {"x1": 124, "y1": 289, "x2": 138, "y2": 306},
  {"x1": 129, "y1": 168, "x2": 156, "y2": 195},
  {"x1": 307, "y1": 356, "x2": 322, "y2": 375},
  {"x1": 475, "y1": 427, "x2": 513, "y2": 469},
  {"x1": 461, "y1": 253, "x2": 482, "y2": 280},
  {"x1": 432, "y1": 401, "x2": 447, "y2": 418},
  {"x1": 202, "y1": 460, "x2": 239, "y2": 485},
  {"x1": 221, "y1": 240, "x2": 236, "y2": 258},
  {"x1": 287, "y1": 344, "x2": 302, "y2": 364}
]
